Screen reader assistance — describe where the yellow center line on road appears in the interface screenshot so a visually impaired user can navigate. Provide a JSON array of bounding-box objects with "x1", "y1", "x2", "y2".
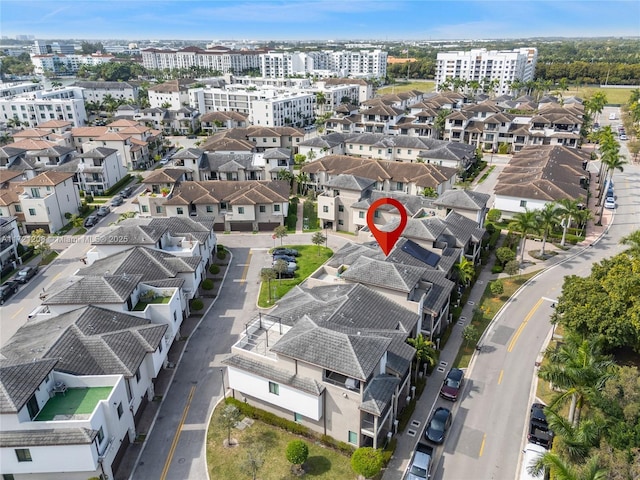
[
  {"x1": 497, "y1": 369, "x2": 504, "y2": 385},
  {"x1": 47, "y1": 272, "x2": 62, "y2": 289},
  {"x1": 479, "y1": 433, "x2": 487, "y2": 457},
  {"x1": 239, "y1": 251, "x2": 252, "y2": 283},
  {"x1": 11, "y1": 307, "x2": 24, "y2": 319},
  {"x1": 507, "y1": 297, "x2": 544, "y2": 353},
  {"x1": 160, "y1": 385, "x2": 196, "y2": 480}
]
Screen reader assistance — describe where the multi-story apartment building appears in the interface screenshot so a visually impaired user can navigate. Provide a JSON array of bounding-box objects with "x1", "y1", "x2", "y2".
[
  {"x1": 436, "y1": 48, "x2": 538, "y2": 95},
  {"x1": 30, "y1": 52, "x2": 115, "y2": 76},
  {"x1": 260, "y1": 50, "x2": 388, "y2": 79},
  {"x1": 141, "y1": 46, "x2": 264, "y2": 74},
  {"x1": 72, "y1": 81, "x2": 140, "y2": 104},
  {"x1": 148, "y1": 79, "x2": 197, "y2": 110},
  {"x1": 31, "y1": 40, "x2": 75, "y2": 55},
  {"x1": 0, "y1": 86, "x2": 87, "y2": 128},
  {"x1": 0, "y1": 82, "x2": 42, "y2": 99}
]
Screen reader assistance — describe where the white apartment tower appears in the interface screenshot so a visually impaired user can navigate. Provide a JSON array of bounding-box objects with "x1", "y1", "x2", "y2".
[
  {"x1": 260, "y1": 50, "x2": 388, "y2": 79},
  {"x1": 436, "y1": 48, "x2": 538, "y2": 95}
]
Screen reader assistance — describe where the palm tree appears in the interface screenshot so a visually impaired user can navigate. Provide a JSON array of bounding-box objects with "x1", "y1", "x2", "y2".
[
  {"x1": 556, "y1": 199, "x2": 582, "y2": 247},
  {"x1": 294, "y1": 171, "x2": 309, "y2": 196},
  {"x1": 0, "y1": 132, "x2": 13, "y2": 146},
  {"x1": 597, "y1": 151, "x2": 626, "y2": 225},
  {"x1": 620, "y1": 230, "x2": 640, "y2": 257},
  {"x1": 536, "y1": 203, "x2": 559, "y2": 256},
  {"x1": 434, "y1": 110, "x2": 448, "y2": 140},
  {"x1": 509, "y1": 209, "x2": 538, "y2": 263},
  {"x1": 530, "y1": 453, "x2": 607, "y2": 480},
  {"x1": 543, "y1": 409, "x2": 601, "y2": 463},
  {"x1": 454, "y1": 256, "x2": 475, "y2": 287},
  {"x1": 315, "y1": 92, "x2": 327, "y2": 113},
  {"x1": 538, "y1": 335, "x2": 615, "y2": 426},
  {"x1": 406, "y1": 334, "x2": 437, "y2": 383}
]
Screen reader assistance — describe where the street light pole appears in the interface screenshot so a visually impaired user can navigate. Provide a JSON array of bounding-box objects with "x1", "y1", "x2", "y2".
[{"x1": 220, "y1": 368, "x2": 227, "y2": 400}]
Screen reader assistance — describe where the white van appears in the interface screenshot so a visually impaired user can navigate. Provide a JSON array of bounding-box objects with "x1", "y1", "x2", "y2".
[{"x1": 520, "y1": 443, "x2": 546, "y2": 480}]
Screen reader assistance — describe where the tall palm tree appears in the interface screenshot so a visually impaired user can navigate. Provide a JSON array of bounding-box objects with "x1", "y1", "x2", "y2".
[
  {"x1": 556, "y1": 199, "x2": 582, "y2": 247},
  {"x1": 536, "y1": 203, "x2": 559, "y2": 256},
  {"x1": 406, "y1": 334, "x2": 437, "y2": 383},
  {"x1": 597, "y1": 151, "x2": 626, "y2": 225},
  {"x1": 454, "y1": 256, "x2": 475, "y2": 287},
  {"x1": 509, "y1": 209, "x2": 538, "y2": 262},
  {"x1": 543, "y1": 409, "x2": 601, "y2": 463},
  {"x1": 538, "y1": 335, "x2": 615, "y2": 426},
  {"x1": 530, "y1": 453, "x2": 607, "y2": 480},
  {"x1": 434, "y1": 110, "x2": 449, "y2": 140},
  {"x1": 620, "y1": 230, "x2": 640, "y2": 257}
]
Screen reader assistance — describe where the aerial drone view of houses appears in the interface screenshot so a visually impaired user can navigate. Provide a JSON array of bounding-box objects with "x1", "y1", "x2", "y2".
[{"x1": 0, "y1": 16, "x2": 639, "y2": 480}]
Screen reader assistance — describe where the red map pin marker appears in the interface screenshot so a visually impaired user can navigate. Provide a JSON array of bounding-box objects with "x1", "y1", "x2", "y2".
[{"x1": 367, "y1": 197, "x2": 407, "y2": 255}]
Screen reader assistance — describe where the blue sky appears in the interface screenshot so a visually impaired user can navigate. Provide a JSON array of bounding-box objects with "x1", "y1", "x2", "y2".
[{"x1": 2, "y1": 1, "x2": 639, "y2": 41}]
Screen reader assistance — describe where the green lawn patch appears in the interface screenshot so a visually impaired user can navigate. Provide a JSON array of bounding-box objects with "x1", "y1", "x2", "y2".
[
  {"x1": 133, "y1": 296, "x2": 171, "y2": 311},
  {"x1": 259, "y1": 245, "x2": 332, "y2": 308},
  {"x1": 207, "y1": 404, "x2": 353, "y2": 479},
  {"x1": 563, "y1": 86, "x2": 635, "y2": 105},
  {"x1": 39, "y1": 251, "x2": 58, "y2": 266},
  {"x1": 377, "y1": 81, "x2": 436, "y2": 95},
  {"x1": 454, "y1": 271, "x2": 541, "y2": 368},
  {"x1": 478, "y1": 165, "x2": 496, "y2": 184},
  {"x1": 36, "y1": 387, "x2": 113, "y2": 421}
]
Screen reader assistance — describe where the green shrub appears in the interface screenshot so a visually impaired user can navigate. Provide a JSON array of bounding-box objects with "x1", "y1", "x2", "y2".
[
  {"x1": 320, "y1": 435, "x2": 356, "y2": 456},
  {"x1": 191, "y1": 298, "x2": 204, "y2": 311},
  {"x1": 286, "y1": 214, "x2": 297, "y2": 230},
  {"x1": 216, "y1": 244, "x2": 224, "y2": 252},
  {"x1": 201, "y1": 279, "x2": 214, "y2": 290},
  {"x1": 382, "y1": 438, "x2": 397, "y2": 466},
  {"x1": 85, "y1": 194, "x2": 94, "y2": 203},
  {"x1": 64, "y1": 212, "x2": 72, "y2": 220},
  {"x1": 216, "y1": 250, "x2": 226, "y2": 260},
  {"x1": 209, "y1": 264, "x2": 220, "y2": 275},
  {"x1": 79, "y1": 190, "x2": 85, "y2": 198},
  {"x1": 490, "y1": 279, "x2": 504, "y2": 296},
  {"x1": 224, "y1": 398, "x2": 310, "y2": 437},
  {"x1": 351, "y1": 447, "x2": 383, "y2": 479},
  {"x1": 491, "y1": 265, "x2": 504, "y2": 274},
  {"x1": 104, "y1": 174, "x2": 132, "y2": 196},
  {"x1": 286, "y1": 440, "x2": 309, "y2": 466}
]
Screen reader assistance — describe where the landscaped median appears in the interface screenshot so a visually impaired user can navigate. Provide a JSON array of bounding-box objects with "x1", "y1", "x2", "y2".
[{"x1": 258, "y1": 245, "x2": 332, "y2": 308}]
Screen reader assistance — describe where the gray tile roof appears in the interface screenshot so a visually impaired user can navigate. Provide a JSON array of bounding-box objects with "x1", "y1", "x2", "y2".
[
  {"x1": 324, "y1": 174, "x2": 376, "y2": 191},
  {"x1": 0, "y1": 306, "x2": 167, "y2": 378},
  {"x1": 262, "y1": 147, "x2": 291, "y2": 160},
  {"x1": 360, "y1": 374, "x2": 400, "y2": 416},
  {"x1": 92, "y1": 224, "x2": 167, "y2": 245},
  {"x1": 414, "y1": 270, "x2": 455, "y2": 313},
  {"x1": 433, "y1": 189, "x2": 490, "y2": 211},
  {"x1": 341, "y1": 257, "x2": 428, "y2": 293},
  {"x1": 43, "y1": 274, "x2": 142, "y2": 305},
  {"x1": 326, "y1": 242, "x2": 383, "y2": 268},
  {"x1": 270, "y1": 316, "x2": 391, "y2": 381},
  {"x1": 148, "y1": 216, "x2": 214, "y2": 243},
  {"x1": 223, "y1": 355, "x2": 324, "y2": 396},
  {"x1": 0, "y1": 359, "x2": 58, "y2": 413},
  {"x1": 0, "y1": 428, "x2": 98, "y2": 447},
  {"x1": 200, "y1": 153, "x2": 253, "y2": 172}
]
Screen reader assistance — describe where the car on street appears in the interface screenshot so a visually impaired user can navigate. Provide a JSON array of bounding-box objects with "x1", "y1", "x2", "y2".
[
  {"x1": 520, "y1": 443, "x2": 547, "y2": 480},
  {"x1": 96, "y1": 205, "x2": 110, "y2": 217},
  {"x1": 159, "y1": 157, "x2": 171, "y2": 166},
  {"x1": 0, "y1": 280, "x2": 20, "y2": 305},
  {"x1": 84, "y1": 215, "x2": 99, "y2": 228},
  {"x1": 404, "y1": 442, "x2": 433, "y2": 479},
  {"x1": 609, "y1": 113, "x2": 616, "y2": 120},
  {"x1": 273, "y1": 254, "x2": 296, "y2": 263},
  {"x1": 604, "y1": 197, "x2": 616, "y2": 210},
  {"x1": 15, "y1": 266, "x2": 38, "y2": 284},
  {"x1": 440, "y1": 367, "x2": 464, "y2": 401},
  {"x1": 619, "y1": 134, "x2": 628, "y2": 140},
  {"x1": 110, "y1": 195, "x2": 124, "y2": 206},
  {"x1": 272, "y1": 248, "x2": 299, "y2": 257},
  {"x1": 425, "y1": 407, "x2": 452, "y2": 444},
  {"x1": 527, "y1": 403, "x2": 554, "y2": 449},
  {"x1": 120, "y1": 186, "x2": 133, "y2": 198}
]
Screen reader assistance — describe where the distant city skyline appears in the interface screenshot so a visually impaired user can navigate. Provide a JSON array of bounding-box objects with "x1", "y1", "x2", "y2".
[{"x1": 2, "y1": 0, "x2": 639, "y2": 43}]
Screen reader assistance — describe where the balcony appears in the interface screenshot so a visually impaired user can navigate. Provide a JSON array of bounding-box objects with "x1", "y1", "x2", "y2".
[
  {"x1": 36, "y1": 386, "x2": 113, "y2": 421},
  {"x1": 234, "y1": 314, "x2": 290, "y2": 359}
]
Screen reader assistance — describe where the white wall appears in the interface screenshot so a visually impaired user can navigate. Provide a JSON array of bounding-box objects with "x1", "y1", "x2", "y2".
[{"x1": 494, "y1": 194, "x2": 548, "y2": 217}]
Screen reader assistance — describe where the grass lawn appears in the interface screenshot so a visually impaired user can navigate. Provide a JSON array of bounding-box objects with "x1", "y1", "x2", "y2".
[
  {"x1": 39, "y1": 251, "x2": 58, "y2": 266},
  {"x1": 36, "y1": 387, "x2": 113, "y2": 421},
  {"x1": 377, "y1": 80, "x2": 436, "y2": 95},
  {"x1": 563, "y1": 86, "x2": 635, "y2": 105},
  {"x1": 454, "y1": 271, "x2": 541, "y2": 368},
  {"x1": 259, "y1": 245, "x2": 332, "y2": 308},
  {"x1": 207, "y1": 406, "x2": 354, "y2": 479},
  {"x1": 73, "y1": 227, "x2": 87, "y2": 235}
]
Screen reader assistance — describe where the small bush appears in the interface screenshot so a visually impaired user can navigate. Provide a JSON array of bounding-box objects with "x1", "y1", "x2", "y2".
[
  {"x1": 490, "y1": 279, "x2": 504, "y2": 296},
  {"x1": 286, "y1": 440, "x2": 309, "y2": 466},
  {"x1": 351, "y1": 447, "x2": 383, "y2": 479},
  {"x1": 382, "y1": 438, "x2": 397, "y2": 466},
  {"x1": 191, "y1": 298, "x2": 204, "y2": 311},
  {"x1": 217, "y1": 250, "x2": 226, "y2": 260},
  {"x1": 209, "y1": 264, "x2": 220, "y2": 275},
  {"x1": 64, "y1": 212, "x2": 72, "y2": 220},
  {"x1": 104, "y1": 174, "x2": 132, "y2": 196},
  {"x1": 225, "y1": 398, "x2": 311, "y2": 437},
  {"x1": 201, "y1": 279, "x2": 214, "y2": 290},
  {"x1": 491, "y1": 265, "x2": 504, "y2": 274},
  {"x1": 85, "y1": 194, "x2": 94, "y2": 203},
  {"x1": 286, "y1": 214, "x2": 297, "y2": 230},
  {"x1": 216, "y1": 244, "x2": 225, "y2": 252}
]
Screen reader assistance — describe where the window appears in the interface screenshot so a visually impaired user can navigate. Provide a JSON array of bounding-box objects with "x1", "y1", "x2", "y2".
[
  {"x1": 28, "y1": 208, "x2": 36, "y2": 216},
  {"x1": 135, "y1": 367, "x2": 141, "y2": 383},
  {"x1": 338, "y1": 219, "x2": 344, "y2": 226},
  {"x1": 396, "y1": 182, "x2": 404, "y2": 190},
  {"x1": 173, "y1": 311, "x2": 177, "y2": 322},
  {"x1": 238, "y1": 207, "x2": 244, "y2": 214},
  {"x1": 176, "y1": 207, "x2": 184, "y2": 215},
  {"x1": 15, "y1": 449, "x2": 32, "y2": 462},
  {"x1": 4, "y1": 474, "x2": 16, "y2": 480},
  {"x1": 141, "y1": 205, "x2": 149, "y2": 213},
  {"x1": 259, "y1": 205, "x2": 266, "y2": 213},
  {"x1": 323, "y1": 205, "x2": 329, "y2": 213},
  {"x1": 30, "y1": 188, "x2": 40, "y2": 198},
  {"x1": 156, "y1": 206, "x2": 163, "y2": 214},
  {"x1": 348, "y1": 431, "x2": 358, "y2": 445},
  {"x1": 273, "y1": 205, "x2": 280, "y2": 212},
  {"x1": 268, "y1": 382, "x2": 279, "y2": 395},
  {"x1": 206, "y1": 205, "x2": 213, "y2": 213},
  {"x1": 358, "y1": 211, "x2": 364, "y2": 219},
  {"x1": 117, "y1": 402, "x2": 123, "y2": 419},
  {"x1": 374, "y1": 210, "x2": 380, "y2": 219},
  {"x1": 97, "y1": 426, "x2": 105, "y2": 444},
  {"x1": 220, "y1": 202, "x2": 228, "y2": 211},
  {"x1": 294, "y1": 412, "x2": 303, "y2": 423},
  {"x1": 14, "y1": 205, "x2": 21, "y2": 213},
  {"x1": 338, "y1": 205, "x2": 344, "y2": 212},
  {"x1": 520, "y1": 200, "x2": 527, "y2": 208}
]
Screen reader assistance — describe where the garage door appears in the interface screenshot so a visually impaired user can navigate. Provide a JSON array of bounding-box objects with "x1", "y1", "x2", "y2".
[
  {"x1": 230, "y1": 222, "x2": 253, "y2": 232},
  {"x1": 258, "y1": 222, "x2": 281, "y2": 231},
  {"x1": 213, "y1": 223, "x2": 225, "y2": 232}
]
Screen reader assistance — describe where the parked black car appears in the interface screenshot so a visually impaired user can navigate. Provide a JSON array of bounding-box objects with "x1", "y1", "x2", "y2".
[
  {"x1": 528, "y1": 403, "x2": 554, "y2": 449},
  {"x1": 425, "y1": 407, "x2": 452, "y2": 444},
  {"x1": 110, "y1": 195, "x2": 124, "y2": 206},
  {"x1": 273, "y1": 254, "x2": 296, "y2": 263},
  {"x1": 120, "y1": 186, "x2": 133, "y2": 198},
  {"x1": 272, "y1": 248, "x2": 299, "y2": 257},
  {"x1": 0, "y1": 280, "x2": 20, "y2": 305},
  {"x1": 15, "y1": 266, "x2": 39, "y2": 284},
  {"x1": 84, "y1": 215, "x2": 99, "y2": 228}
]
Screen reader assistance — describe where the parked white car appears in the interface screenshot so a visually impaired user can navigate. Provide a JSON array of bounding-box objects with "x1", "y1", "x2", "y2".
[{"x1": 604, "y1": 197, "x2": 616, "y2": 210}]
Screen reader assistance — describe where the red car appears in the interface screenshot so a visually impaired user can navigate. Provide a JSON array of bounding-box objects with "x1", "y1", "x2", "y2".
[{"x1": 439, "y1": 368, "x2": 464, "y2": 401}]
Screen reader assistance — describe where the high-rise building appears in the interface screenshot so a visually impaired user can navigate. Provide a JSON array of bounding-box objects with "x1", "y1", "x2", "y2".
[{"x1": 435, "y1": 48, "x2": 538, "y2": 95}]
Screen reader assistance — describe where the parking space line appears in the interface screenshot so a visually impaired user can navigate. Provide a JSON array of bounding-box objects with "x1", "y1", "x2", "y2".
[{"x1": 239, "y1": 251, "x2": 252, "y2": 283}]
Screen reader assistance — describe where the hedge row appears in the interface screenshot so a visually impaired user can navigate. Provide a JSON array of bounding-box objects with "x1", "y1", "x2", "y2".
[{"x1": 104, "y1": 174, "x2": 132, "y2": 196}]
